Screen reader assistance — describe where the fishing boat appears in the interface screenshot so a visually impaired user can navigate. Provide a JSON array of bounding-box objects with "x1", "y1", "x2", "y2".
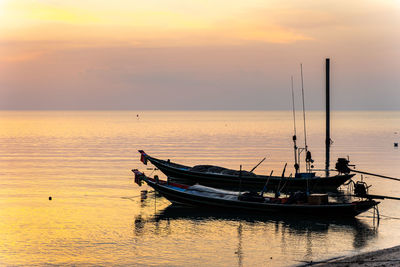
[
  {"x1": 138, "y1": 150, "x2": 354, "y2": 192},
  {"x1": 131, "y1": 169, "x2": 378, "y2": 217},
  {"x1": 137, "y1": 59, "x2": 355, "y2": 192}
]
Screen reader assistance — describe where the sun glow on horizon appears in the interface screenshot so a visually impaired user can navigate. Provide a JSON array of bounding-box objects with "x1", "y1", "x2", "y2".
[{"x1": 0, "y1": 0, "x2": 398, "y2": 110}]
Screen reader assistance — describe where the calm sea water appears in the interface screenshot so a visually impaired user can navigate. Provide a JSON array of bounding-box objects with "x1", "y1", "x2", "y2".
[{"x1": 0, "y1": 110, "x2": 399, "y2": 266}]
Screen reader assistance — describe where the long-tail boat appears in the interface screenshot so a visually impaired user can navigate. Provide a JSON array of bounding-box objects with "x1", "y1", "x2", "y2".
[
  {"x1": 138, "y1": 150, "x2": 353, "y2": 192},
  {"x1": 132, "y1": 169, "x2": 378, "y2": 218},
  {"x1": 137, "y1": 59, "x2": 354, "y2": 193}
]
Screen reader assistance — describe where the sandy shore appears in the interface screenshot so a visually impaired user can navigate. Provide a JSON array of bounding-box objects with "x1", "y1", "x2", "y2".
[{"x1": 299, "y1": 245, "x2": 400, "y2": 266}]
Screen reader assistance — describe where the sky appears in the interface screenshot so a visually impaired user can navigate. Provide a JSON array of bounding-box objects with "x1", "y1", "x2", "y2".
[{"x1": 0, "y1": 0, "x2": 399, "y2": 110}]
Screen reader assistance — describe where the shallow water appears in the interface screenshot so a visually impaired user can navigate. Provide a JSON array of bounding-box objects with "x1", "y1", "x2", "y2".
[{"x1": 0, "y1": 110, "x2": 399, "y2": 266}]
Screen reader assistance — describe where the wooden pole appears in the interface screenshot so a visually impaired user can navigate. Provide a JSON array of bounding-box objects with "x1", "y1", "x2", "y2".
[{"x1": 325, "y1": 58, "x2": 330, "y2": 178}]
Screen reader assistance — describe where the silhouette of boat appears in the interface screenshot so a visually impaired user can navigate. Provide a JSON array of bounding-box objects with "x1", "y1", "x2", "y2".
[
  {"x1": 138, "y1": 150, "x2": 354, "y2": 192},
  {"x1": 132, "y1": 170, "x2": 378, "y2": 217},
  {"x1": 137, "y1": 59, "x2": 357, "y2": 192}
]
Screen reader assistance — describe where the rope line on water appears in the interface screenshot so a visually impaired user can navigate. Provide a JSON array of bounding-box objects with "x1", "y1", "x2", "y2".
[{"x1": 358, "y1": 210, "x2": 400, "y2": 220}]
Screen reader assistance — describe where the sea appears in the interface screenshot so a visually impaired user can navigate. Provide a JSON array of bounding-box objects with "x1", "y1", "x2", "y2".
[{"x1": 0, "y1": 110, "x2": 399, "y2": 266}]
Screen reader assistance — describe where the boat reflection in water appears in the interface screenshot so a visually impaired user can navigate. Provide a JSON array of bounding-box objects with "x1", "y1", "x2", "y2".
[{"x1": 132, "y1": 194, "x2": 378, "y2": 267}]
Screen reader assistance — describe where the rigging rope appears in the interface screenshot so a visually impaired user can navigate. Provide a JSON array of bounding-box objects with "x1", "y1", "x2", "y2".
[{"x1": 290, "y1": 75, "x2": 299, "y2": 174}]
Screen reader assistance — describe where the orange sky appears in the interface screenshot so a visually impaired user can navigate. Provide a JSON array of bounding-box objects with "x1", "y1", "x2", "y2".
[{"x1": 0, "y1": 0, "x2": 399, "y2": 109}]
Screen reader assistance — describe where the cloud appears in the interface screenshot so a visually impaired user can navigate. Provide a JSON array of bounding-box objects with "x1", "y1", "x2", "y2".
[{"x1": 0, "y1": 0, "x2": 315, "y2": 47}]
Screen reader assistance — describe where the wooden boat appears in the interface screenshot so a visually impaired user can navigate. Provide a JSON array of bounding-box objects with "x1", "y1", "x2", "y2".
[
  {"x1": 138, "y1": 150, "x2": 354, "y2": 192},
  {"x1": 132, "y1": 170, "x2": 378, "y2": 217},
  {"x1": 136, "y1": 60, "x2": 357, "y2": 193}
]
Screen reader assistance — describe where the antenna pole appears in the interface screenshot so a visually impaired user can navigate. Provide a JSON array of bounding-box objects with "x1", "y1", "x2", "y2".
[
  {"x1": 325, "y1": 58, "x2": 330, "y2": 177},
  {"x1": 290, "y1": 76, "x2": 299, "y2": 174},
  {"x1": 300, "y1": 64, "x2": 308, "y2": 151},
  {"x1": 300, "y1": 63, "x2": 310, "y2": 172}
]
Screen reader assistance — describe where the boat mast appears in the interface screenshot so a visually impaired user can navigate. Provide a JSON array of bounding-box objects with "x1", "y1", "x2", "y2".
[
  {"x1": 325, "y1": 58, "x2": 330, "y2": 177},
  {"x1": 290, "y1": 76, "x2": 299, "y2": 174}
]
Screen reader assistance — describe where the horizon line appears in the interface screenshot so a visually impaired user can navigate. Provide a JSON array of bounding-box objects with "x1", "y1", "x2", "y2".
[{"x1": 1, "y1": 109, "x2": 399, "y2": 112}]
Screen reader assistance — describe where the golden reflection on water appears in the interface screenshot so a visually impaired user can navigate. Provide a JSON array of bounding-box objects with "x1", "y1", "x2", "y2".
[{"x1": 0, "y1": 111, "x2": 399, "y2": 266}]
